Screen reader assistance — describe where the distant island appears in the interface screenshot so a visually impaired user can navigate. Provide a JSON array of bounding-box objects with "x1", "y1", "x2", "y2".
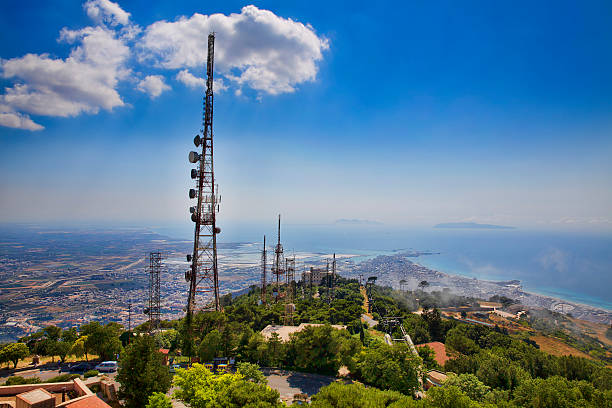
[
  {"x1": 434, "y1": 222, "x2": 516, "y2": 229},
  {"x1": 335, "y1": 219, "x2": 383, "y2": 225}
]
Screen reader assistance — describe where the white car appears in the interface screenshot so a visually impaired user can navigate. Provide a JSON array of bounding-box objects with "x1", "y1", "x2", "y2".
[{"x1": 95, "y1": 361, "x2": 118, "y2": 373}]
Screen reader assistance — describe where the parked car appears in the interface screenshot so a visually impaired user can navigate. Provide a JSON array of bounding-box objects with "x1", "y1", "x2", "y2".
[
  {"x1": 95, "y1": 361, "x2": 118, "y2": 373},
  {"x1": 169, "y1": 364, "x2": 181, "y2": 374},
  {"x1": 65, "y1": 362, "x2": 93, "y2": 373}
]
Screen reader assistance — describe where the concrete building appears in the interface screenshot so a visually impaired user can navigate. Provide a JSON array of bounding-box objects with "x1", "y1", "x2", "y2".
[
  {"x1": 301, "y1": 267, "x2": 331, "y2": 286},
  {"x1": 0, "y1": 378, "x2": 112, "y2": 408},
  {"x1": 16, "y1": 389, "x2": 54, "y2": 408}
]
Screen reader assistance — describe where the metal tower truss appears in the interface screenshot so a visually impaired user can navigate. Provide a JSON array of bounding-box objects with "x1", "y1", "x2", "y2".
[
  {"x1": 148, "y1": 252, "x2": 163, "y2": 333},
  {"x1": 272, "y1": 215, "x2": 285, "y2": 302},
  {"x1": 366, "y1": 276, "x2": 377, "y2": 314},
  {"x1": 261, "y1": 235, "x2": 267, "y2": 305},
  {"x1": 331, "y1": 253, "x2": 336, "y2": 301},
  {"x1": 186, "y1": 33, "x2": 221, "y2": 316}
]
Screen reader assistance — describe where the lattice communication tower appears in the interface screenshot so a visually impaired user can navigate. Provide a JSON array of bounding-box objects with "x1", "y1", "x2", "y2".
[
  {"x1": 283, "y1": 255, "x2": 296, "y2": 325},
  {"x1": 186, "y1": 32, "x2": 221, "y2": 319},
  {"x1": 147, "y1": 251, "x2": 163, "y2": 333},
  {"x1": 261, "y1": 235, "x2": 267, "y2": 305},
  {"x1": 272, "y1": 215, "x2": 285, "y2": 302}
]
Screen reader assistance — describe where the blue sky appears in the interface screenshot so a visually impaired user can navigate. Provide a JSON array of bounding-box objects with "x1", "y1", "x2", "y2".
[{"x1": 0, "y1": 0, "x2": 611, "y2": 230}]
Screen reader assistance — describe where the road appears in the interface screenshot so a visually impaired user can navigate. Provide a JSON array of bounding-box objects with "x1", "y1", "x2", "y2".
[
  {"x1": 361, "y1": 313, "x2": 378, "y2": 328},
  {"x1": 262, "y1": 368, "x2": 338, "y2": 404},
  {"x1": 0, "y1": 364, "x2": 117, "y2": 383}
]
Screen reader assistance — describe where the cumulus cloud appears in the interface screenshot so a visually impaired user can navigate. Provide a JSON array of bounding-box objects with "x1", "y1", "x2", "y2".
[
  {"x1": 0, "y1": 25, "x2": 130, "y2": 129},
  {"x1": 0, "y1": 105, "x2": 44, "y2": 131},
  {"x1": 137, "y1": 75, "x2": 170, "y2": 98},
  {"x1": 176, "y1": 69, "x2": 205, "y2": 88},
  {"x1": 141, "y1": 5, "x2": 329, "y2": 95},
  {"x1": 176, "y1": 70, "x2": 227, "y2": 93},
  {"x1": 84, "y1": 0, "x2": 130, "y2": 26},
  {"x1": 0, "y1": 2, "x2": 327, "y2": 130}
]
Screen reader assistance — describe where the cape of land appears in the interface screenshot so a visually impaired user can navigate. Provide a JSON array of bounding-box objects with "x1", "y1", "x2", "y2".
[{"x1": 351, "y1": 253, "x2": 611, "y2": 324}]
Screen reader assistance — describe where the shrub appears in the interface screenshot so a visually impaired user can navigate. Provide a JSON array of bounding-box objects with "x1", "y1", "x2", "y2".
[
  {"x1": 84, "y1": 369, "x2": 99, "y2": 378},
  {"x1": 4, "y1": 376, "x2": 42, "y2": 386},
  {"x1": 47, "y1": 373, "x2": 80, "y2": 383}
]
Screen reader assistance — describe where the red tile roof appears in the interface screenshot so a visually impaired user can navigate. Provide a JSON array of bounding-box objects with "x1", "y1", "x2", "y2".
[
  {"x1": 64, "y1": 395, "x2": 111, "y2": 408},
  {"x1": 415, "y1": 341, "x2": 449, "y2": 366},
  {"x1": 159, "y1": 348, "x2": 170, "y2": 354}
]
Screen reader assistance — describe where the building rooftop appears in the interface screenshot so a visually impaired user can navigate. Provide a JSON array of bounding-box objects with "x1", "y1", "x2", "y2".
[
  {"x1": 17, "y1": 388, "x2": 54, "y2": 403},
  {"x1": 426, "y1": 370, "x2": 448, "y2": 385},
  {"x1": 415, "y1": 341, "x2": 450, "y2": 367},
  {"x1": 261, "y1": 323, "x2": 347, "y2": 342},
  {"x1": 61, "y1": 395, "x2": 111, "y2": 408}
]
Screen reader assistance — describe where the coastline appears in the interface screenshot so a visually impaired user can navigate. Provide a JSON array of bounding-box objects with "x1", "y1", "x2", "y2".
[
  {"x1": 411, "y1": 255, "x2": 612, "y2": 313},
  {"x1": 351, "y1": 253, "x2": 612, "y2": 325}
]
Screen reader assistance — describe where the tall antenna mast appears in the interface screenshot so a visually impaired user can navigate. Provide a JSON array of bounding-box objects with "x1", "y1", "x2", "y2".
[
  {"x1": 147, "y1": 251, "x2": 163, "y2": 333},
  {"x1": 331, "y1": 253, "x2": 336, "y2": 301},
  {"x1": 186, "y1": 33, "x2": 221, "y2": 325},
  {"x1": 273, "y1": 215, "x2": 284, "y2": 302},
  {"x1": 261, "y1": 235, "x2": 267, "y2": 305}
]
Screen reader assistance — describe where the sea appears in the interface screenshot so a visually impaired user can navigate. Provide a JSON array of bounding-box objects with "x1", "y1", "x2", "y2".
[{"x1": 151, "y1": 222, "x2": 612, "y2": 311}]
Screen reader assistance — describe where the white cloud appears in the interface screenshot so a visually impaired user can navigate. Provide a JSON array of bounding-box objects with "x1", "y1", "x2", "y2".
[
  {"x1": 0, "y1": 2, "x2": 328, "y2": 131},
  {"x1": 137, "y1": 75, "x2": 170, "y2": 98},
  {"x1": 141, "y1": 5, "x2": 329, "y2": 95},
  {"x1": 1, "y1": 26, "x2": 130, "y2": 123},
  {"x1": 214, "y1": 78, "x2": 228, "y2": 93},
  {"x1": 176, "y1": 70, "x2": 228, "y2": 94},
  {"x1": 176, "y1": 69, "x2": 205, "y2": 88},
  {"x1": 0, "y1": 104, "x2": 44, "y2": 130},
  {"x1": 84, "y1": 0, "x2": 130, "y2": 26}
]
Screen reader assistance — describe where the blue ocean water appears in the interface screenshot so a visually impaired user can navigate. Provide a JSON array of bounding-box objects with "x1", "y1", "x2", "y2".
[{"x1": 151, "y1": 222, "x2": 612, "y2": 311}]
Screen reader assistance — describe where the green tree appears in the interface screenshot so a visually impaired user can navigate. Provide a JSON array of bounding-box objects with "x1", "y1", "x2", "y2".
[
  {"x1": 54, "y1": 341, "x2": 72, "y2": 364},
  {"x1": 422, "y1": 309, "x2": 443, "y2": 342},
  {"x1": 236, "y1": 362, "x2": 267, "y2": 384},
  {"x1": 154, "y1": 329, "x2": 180, "y2": 351},
  {"x1": 80, "y1": 322, "x2": 122, "y2": 360},
  {"x1": 266, "y1": 332, "x2": 285, "y2": 367},
  {"x1": 444, "y1": 374, "x2": 491, "y2": 401},
  {"x1": 310, "y1": 382, "x2": 418, "y2": 408},
  {"x1": 146, "y1": 392, "x2": 172, "y2": 408},
  {"x1": 173, "y1": 363, "x2": 283, "y2": 408},
  {"x1": 355, "y1": 342, "x2": 421, "y2": 395},
  {"x1": 417, "y1": 345, "x2": 441, "y2": 371},
  {"x1": 116, "y1": 335, "x2": 171, "y2": 408},
  {"x1": 445, "y1": 329, "x2": 479, "y2": 355},
  {"x1": 424, "y1": 385, "x2": 485, "y2": 408},
  {"x1": 475, "y1": 351, "x2": 530, "y2": 391},
  {"x1": 198, "y1": 329, "x2": 223, "y2": 362},
  {"x1": 512, "y1": 376, "x2": 610, "y2": 408},
  {"x1": 285, "y1": 325, "x2": 354, "y2": 374},
  {"x1": 70, "y1": 336, "x2": 87, "y2": 360},
  {"x1": 0, "y1": 343, "x2": 30, "y2": 369}
]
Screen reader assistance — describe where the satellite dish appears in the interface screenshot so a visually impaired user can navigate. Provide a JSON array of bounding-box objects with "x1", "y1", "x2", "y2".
[
  {"x1": 143, "y1": 307, "x2": 150, "y2": 315},
  {"x1": 214, "y1": 227, "x2": 221, "y2": 234},
  {"x1": 185, "y1": 270, "x2": 191, "y2": 281},
  {"x1": 189, "y1": 206, "x2": 197, "y2": 214},
  {"x1": 186, "y1": 254, "x2": 192, "y2": 262},
  {"x1": 191, "y1": 213, "x2": 198, "y2": 222},
  {"x1": 191, "y1": 169, "x2": 198, "y2": 179},
  {"x1": 194, "y1": 135, "x2": 202, "y2": 147},
  {"x1": 189, "y1": 189, "x2": 197, "y2": 199},
  {"x1": 188, "y1": 151, "x2": 200, "y2": 163}
]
